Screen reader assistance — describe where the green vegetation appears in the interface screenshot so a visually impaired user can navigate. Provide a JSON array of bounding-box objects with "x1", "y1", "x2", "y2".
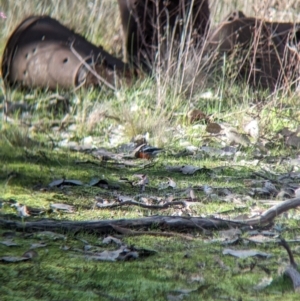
[{"x1": 1, "y1": 1, "x2": 300, "y2": 300}]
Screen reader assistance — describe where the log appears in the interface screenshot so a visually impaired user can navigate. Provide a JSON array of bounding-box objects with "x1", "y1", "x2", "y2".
[
  {"x1": 0, "y1": 216, "x2": 241, "y2": 234},
  {"x1": 1, "y1": 196, "x2": 300, "y2": 234},
  {"x1": 234, "y1": 197, "x2": 300, "y2": 226}
]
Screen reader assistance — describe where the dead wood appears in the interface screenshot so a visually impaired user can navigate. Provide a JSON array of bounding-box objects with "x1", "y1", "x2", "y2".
[
  {"x1": 234, "y1": 197, "x2": 300, "y2": 226},
  {"x1": 279, "y1": 239, "x2": 300, "y2": 292},
  {"x1": 0, "y1": 216, "x2": 242, "y2": 234},
  {"x1": 110, "y1": 224, "x2": 194, "y2": 240},
  {"x1": 96, "y1": 199, "x2": 194, "y2": 210},
  {"x1": 1, "y1": 196, "x2": 300, "y2": 234}
]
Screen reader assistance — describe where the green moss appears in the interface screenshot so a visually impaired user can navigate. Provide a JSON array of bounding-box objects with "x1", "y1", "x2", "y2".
[{"x1": 1, "y1": 1, "x2": 300, "y2": 300}]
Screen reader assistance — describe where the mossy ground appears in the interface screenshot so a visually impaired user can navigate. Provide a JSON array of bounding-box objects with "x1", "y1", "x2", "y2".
[
  {"x1": 1, "y1": 0, "x2": 300, "y2": 300},
  {"x1": 1, "y1": 135, "x2": 300, "y2": 301}
]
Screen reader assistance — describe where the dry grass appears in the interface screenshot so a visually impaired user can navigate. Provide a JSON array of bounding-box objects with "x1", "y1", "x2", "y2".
[
  {"x1": 1, "y1": 0, "x2": 300, "y2": 145},
  {"x1": 1, "y1": 3, "x2": 300, "y2": 300},
  {"x1": 0, "y1": 0, "x2": 123, "y2": 56},
  {"x1": 210, "y1": 0, "x2": 300, "y2": 23},
  {"x1": 1, "y1": 0, "x2": 299, "y2": 94}
]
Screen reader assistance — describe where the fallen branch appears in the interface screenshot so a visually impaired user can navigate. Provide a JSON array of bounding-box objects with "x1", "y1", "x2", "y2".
[
  {"x1": 0, "y1": 215, "x2": 242, "y2": 233},
  {"x1": 234, "y1": 196, "x2": 300, "y2": 226},
  {"x1": 279, "y1": 239, "x2": 300, "y2": 292},
  {"x1": 110, "y1": 224, "x2": 194, "y2": 240},
  {"x1": 97, "y1": 200, "x2": 194, "y2": 210},
  {"x1": 1, "y1": 196, "x2": 300, "y2": 234}
]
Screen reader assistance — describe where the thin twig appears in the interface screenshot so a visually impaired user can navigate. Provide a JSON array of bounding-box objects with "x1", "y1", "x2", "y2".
[
  {"x1": 110, "y1": 224, "x2": 194, "y2": 240},
  {"x1": 96, "y1": 200, "x2": 188, "y2": 210},
  {"x1": 70, "y1": 42, "x2": 117, "y2": 91},
  {"x1": 279, "y1": 238, "x2": 300, "y2": 292}
]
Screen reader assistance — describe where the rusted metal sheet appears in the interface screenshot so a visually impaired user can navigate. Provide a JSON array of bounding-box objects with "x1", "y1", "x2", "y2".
[
  {"x1": 205, "y1": 11, "x2": 300, "y2": 90},
  {"x1": 1, "y1": 15, "x2": 131, "y2": 90},
  {"x1": 118, "y1": 0, "x2": 210, "y2": 70}
]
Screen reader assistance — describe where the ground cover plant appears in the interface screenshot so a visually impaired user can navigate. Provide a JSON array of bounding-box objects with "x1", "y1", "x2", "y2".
[{"x1": 1, "y1": 0, "x2": 300, "y2": 300}]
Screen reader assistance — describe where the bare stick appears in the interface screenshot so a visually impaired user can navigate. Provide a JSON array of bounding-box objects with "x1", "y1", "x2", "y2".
[
  {"x1": 234, "y1": 196, "x2": 300, "y2": 226},
  {"x1": 96, "y1": 200, "x2": 190, "y2": 210},
  {"x1": 279, "y1": 239, "x2": 300, "y2": 292},
  {"x1": 2, "y1": 196, "x2": 300, "y2": 235},
  {"x1": 110, "y1": 224, "x2": 194, "y2": 240},
  {"x1": 70, "y1": 42, "x2": 117, "y2": 91}
]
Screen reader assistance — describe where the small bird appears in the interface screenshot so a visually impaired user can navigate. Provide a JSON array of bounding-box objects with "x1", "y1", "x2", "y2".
[{"x1": 134, "y1": 144, "x2": 163, "y2": 160}]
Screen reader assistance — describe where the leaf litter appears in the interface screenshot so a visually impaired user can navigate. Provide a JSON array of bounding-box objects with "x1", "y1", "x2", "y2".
[
  {"x1": 5, "y1": 103, "x2": 300, "y2": 298},
  {"x1": 73, "y1": 236, "x2": 156, "y2": 262},
  {"x1": 1, "y1": 250, "x2": 38, "y2": 263},
  {"x1": 222, "y1": 248, "x2": 272, "y2": 259}
]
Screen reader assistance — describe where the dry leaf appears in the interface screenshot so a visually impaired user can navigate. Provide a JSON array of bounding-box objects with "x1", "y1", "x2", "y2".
[
  {"x1": 244, "y1": 119, "x2": 260, "y2": 140},
  {"x1": 0, "y1": 256, "x2": 30, "y2": 263},
  {"x1": 223, "y1": 248, "x2": 272, "y2": 259},
  {"x1": 180, "y1": 165, "x2": 200, "y2": 175},
  {"x1": 86, "y1": 249, "x2": 124, "y2": 262},
  {"x1": 30, "y1": 243, "x2": 47, "y2": 249},
  {"x1": 295, "y1": 187, "x2": 300, "y2": 198},
  {"x1": 134, "y1": 174, "x2": 149, "y2": 192},
  {"x1": 245, "y1": 235, "x2": 276, "y2": 244},
  {"x1": 264, "y1": 181, "x2": 278, "y2": 195},
  {"x1": 50, "y1": 203, "x2": 75, "y2": 212},
  {"x1": 278, "y1": 127, "x2": 294, "y2": 137},
  {"x1": 14, "y1": 204, "x2": 30, "y2": 218},
  {"x1": 102, "y1": 236, "x2": 122, "y2": 246},
  {"x1": 167, "y1": 178, "x2": 176, "y2": 188},
  {"x1": 206, "y1": 123, "x2": 222, "y2": 134},
  {"x1": 84, "y1": 245, "x2": 155, "y2": 262},
  {"x1": 187, "y1": 109, "x2": 208, "y2": 123},
  {"x1": 167, "y1": 294, "x2": 184, "y2": 301},
  {"x1": 224, "y1": 129, "x2": 251, "y2": 146},
  {"x1": 286, "y1": 135, "x2": 300, "y2": 148},
  {"x1": 22, "y1": 250, "x2": 38, "y2": 259},
  {"x1": 166, "y1": 165, "x2": 201, "y2": 175},
  {"x1": 49, "y1": 179, "x2": 64, "y2": 187},
  {"x1": 36, "y1": 231, "x2": 66, "y2": 240},
  {"x1": 0, "y1": 240, "x2": 19, "y2": 247},
  {"x1": 117, "y1": 195, "x2": 134, "y2": 202},
  {"x1": 189, "y1": 274, "x2": 205, "y2": 283},
  {"x1": 253, "y1": 277, "x2": 273, "y2": 291},
  {"x1": 203, "y1": 185, "x2": 214, "y2": 196},
  {"x1": 219, "y1": 229, "x2": 242, "y2": 240},
  {"x1": 190, "y1": 189, "x2": 196, "y2": 200},
  {"x1": 49, "y1": 179, "x2": 83, "y2": 187}
]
